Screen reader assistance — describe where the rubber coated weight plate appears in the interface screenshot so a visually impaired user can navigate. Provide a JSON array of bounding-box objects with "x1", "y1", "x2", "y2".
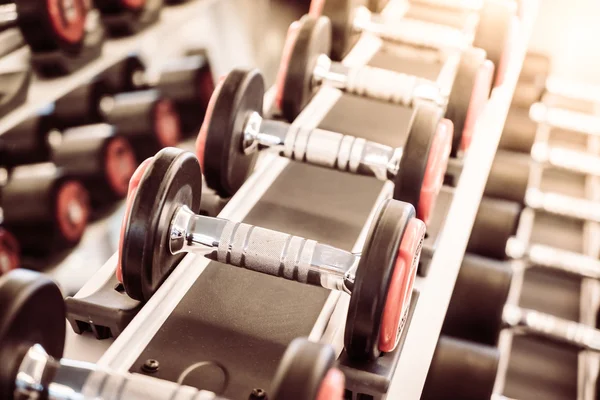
[
  {"x1": 445, "y1": 48, "x2": 491, "y2": 157},
  {"x1": 421, "y1": 336, "x2": 500, "y2": 400},
  {"x1": 473, "y1": 0, "x2": 515, "y2": 86},
  {"x1": 270, "y1": 338, "x2": 338, "y2": 400},
  {"x1": 345, "y1": 198, "x2": 415, "y2": 361},
  {"x1": 0, "y1": 269, "x2": 65, "y2": 400},
  {"x1": 17, "y1": 0, "x2": 87, "y2": 53},
  {"x1": 394, "y1": 103, "x2": 444, "y2": 218},
  {"x1": 467, "y1": 197, "x2": 521, "y2": 260},
  {"x1": 201, "y1": 69, "x2": 262, "y2": 198},
  {"x1": 318, "y1": 0, "x2": 369, "y2": 61},
  {"x1": 0, "y1": 229, "x2": 19, "y2": 275},
  {"x1": 279, "y1": 15, "x2": 332, "y2": 122},
  {"x1": 443, "y1": 254, "x2": 512, "y2": 346},
  {"x1": 121, "y1": 147, "x2": 202, "y2": 301}
]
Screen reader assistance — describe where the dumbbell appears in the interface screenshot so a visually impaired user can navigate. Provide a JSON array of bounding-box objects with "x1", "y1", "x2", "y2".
[
  {"x1": 445, "y1": 149, "x2": 600, "y2": 224},
  {"x1": 51, "y1": 124, "x2": 138, "y2": 206},
  {"x1": 275, "y1": 14, "x2": 492, "y2": 156},
  {"x1": 0, "y1": 115, "x2": 57, "y2": 167},
  {"x1": 466, "y1": 194, "x2": 600, "y2": 281},
  {"x1": 117, "y1": 147, "x2": 424, "y2": 361},
  {"x1": 442, "y1": 253, "x2": 600, "y2": 353},
  {"x1": 95, "y1": 0, "x2": 163, "y2": 36},
  {"x1": 0, "y1": 269, "x2": 345, "y2": 400},
  {"x1": 0, "y1": 0, "x2": 104, "y2": 76},
  {"x1": 0, "y1": 163, "x2": 90, "y2": 255},
  {"x1": 198, "y1": 68, "x2": 451, "y2": 224},
  {"x1": 501, "y1": 102, "x2": 598, "y2": 154},
  {"x1": 100, "y1": 89, "x2": 182, "y2": 161},
  {"x1": 49, "y1": 54, "x2": 148, "y2": 129},
  {"x1": 0, "y1": 227, "x2": 19, "y2": 275},
  {"x1": 308, "y1": 0, "x2": 515, "y2": 86},
  {"x1": 421, "y1": 335, "x2": 500, "y2": 400},
  {"x1": 148, "y1": 50, "x2": 215, "y2": 134},
  {"x1": 0, "y1": 119, "x2": 137, "y2": 206}
]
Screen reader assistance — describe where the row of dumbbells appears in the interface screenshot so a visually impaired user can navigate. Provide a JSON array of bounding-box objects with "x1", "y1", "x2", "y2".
[
  {"x1": 0, "y1": 50, "x2": 213, "y2": 272},
  {"x1": 0, "y1": 0, "x2": 203, "y2": 118},
  {"x1": 421, "y1": 72, "x2": 600, "y2": 398},
  {"x1": 0, "y1": 0, "x2": 525, "y2": 399}
]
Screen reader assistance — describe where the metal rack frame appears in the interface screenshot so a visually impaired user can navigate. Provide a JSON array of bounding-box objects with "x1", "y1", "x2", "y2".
[{"x1": 64, "y1": 0, "x2": 541, "y2": 397}]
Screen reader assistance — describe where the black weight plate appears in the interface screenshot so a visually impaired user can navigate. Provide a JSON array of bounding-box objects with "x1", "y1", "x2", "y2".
[
  {"x1": 473, "y1": 0, "x2": 514, "y2": 84},
  {"x1": 17, "y1": 0, "x2": 87, "y2": 54},
  {"x1": 202, "y1": 69, "x2": 262, "y2": 198},
  {"x1": 467, "y1": 197, "x2": 521, "y2": 260},
  {"x1": 484, "y1": 150, "x2": 530, "y2": 204},
  {"x1": 442, "y1": 254, "x2": 512, "y2": 346},
  {"x1": 121, "y1": 147, "x2": 202, "y2": 301},
  {"x1": 270, "y1": 338, "x2": 337, "y2": 400},
  {"x1": 0, "y1": 269, "x2": 65, "y2": 400},
  {"x1": 344, "y1": 198, "x2": 414, "y2": 361},
  {"x1": 281, "y1": 15, "x2": 331, "y2": 122},
  {"x1": 320, "y1": 0, "x2": 368, "y2": 61},
  {"x1": 421, "y1": 336, "x2": 500, "y2": 400},
  {"x1": 445, "y1": 48, "x2": 488, "y2": 157},
  {"x1": 394, "y1": 103, "x2": 443, "y2": 214}
]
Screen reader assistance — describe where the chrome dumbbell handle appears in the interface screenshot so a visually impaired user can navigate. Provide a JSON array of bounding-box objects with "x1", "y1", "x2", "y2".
[
  {"x1": 313, "y1": 55, "x2": 444, "y2": 108},
  {"x1": 525, "y1": 188, "x2": 600, "y2": 223},
  {"x1": 506, "y1": 237, "x2": 600, "y2": 280},
  {"x1": 353, "y1": 7, "x2": 468, "y2": 51},
  {"x1": 246, "y1": 116, "x2": 401, "y2": 182},
  {"x1": 170, "y1": 206, "x2": 358, "y2": 293},
  {"x1": 503, "y1": 305, "x2": 600, "y2": 352},
  {"x1": 16, "y1": 345, "x2": 223, "y2": 400},
  {"x1": 531, "y1": 142, "x2": 600, "y2": 177},
  {"x1": 530, "y1": 103, "x2": 600, "y2": 137}
]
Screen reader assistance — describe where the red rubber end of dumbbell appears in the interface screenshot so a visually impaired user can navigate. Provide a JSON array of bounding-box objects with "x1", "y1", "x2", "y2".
[
  {"x1": 494, "y1": 17, "x2": 520, "y2": 87},
  {"x1": 461, "y1": 60, "x2": 494, "y2": 152},
  {"x1": 105, "y1": 137, "x2": 138, "y2": 198},
  {"x1": 308, "y1": 0, "x2": 325, "y2": 16},
  {"x1": 120, "y1": 0, "x2": 145, "y2": 11},
  {"x1": 274, "y1": 21, "x2": 302, "y2": 111},
  {"x1": 116, "y1": 157, "x2": 154, "y2": 283},
  {"x1": 0, "y1": 228, "x2": 20, "y2": 275},
  {"x1": 378, "y1": 218, "x2": 425, "y2": 353},
  {"x1": 47, "y1": 0, "x2": 86, "y2": 44},
  {"x1": 316, "y1": 368, "x2": 345, "y2": 400},
  {"x1": 196, "y1": 76, "x2": 226, "y2": 171},
  {"x1": 417, "y1": 118, "x2": 453, "y2": 225},
  {"x1": 154, "y1": 99, "x2": 181, "y2": 148},
  {"x1": 56, "y1": 180, "x2": 90, "y2": 243}
]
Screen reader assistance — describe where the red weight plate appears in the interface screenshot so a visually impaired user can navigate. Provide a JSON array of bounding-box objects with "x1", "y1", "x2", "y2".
[
  {"x1": 116, "y1": 157, "x2": 154, "y2": 283},
  {"x1": 120, "y1": 0, "x2": 146, "y2": 11},
  {"x1": 196, "y1": 76, "x2": 225, "y2": 171},
  {"x1": 461, "y1": 60, "x2": 494, "y2": 152},
  {"x1": 104, "y1": 137, "x2": 137, "y2": 198},
  {"x1": 378, "y1": 218, "x2": 425, "y2": 352},
  {"x1": 46, "y1": 0, "x2": 86, "y2": 44},
  {"x1": 0, "y1": 229, "x2": 19, "y2": 275},
  {"x1": 315, "y1": 368, "x2": 345, "y2": 400},
  {"x1": 274, "y1": 21, "x2": 302, "y2": 111},
  {"x1": 494, "y1": 17, "x2": 520, "y2": 87},
  {"x1": 55, "y1": 180, "x2": 90, "y2": 243},
  {"x1": 418, "y1": 118, "x2": 452, "y2": 225},
  {"x1": 153, "y1": 99, "x2": 181, "y2": 148}
]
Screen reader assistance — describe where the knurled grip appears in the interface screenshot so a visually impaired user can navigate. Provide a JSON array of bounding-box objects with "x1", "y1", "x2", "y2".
[
  {"x1": 283, "y1": 126, "x2": 365, "y2": 173},
  {"x1": 346, "y1": 65, "x2": 420, "y2": 107},
  {"x1": 504, "y1": 305, "x2": 600, "y2": 352},
  {"x1": 81, "y1": 368, "x2": 222, "y2": 400},
  {"x1": 216, "y1": 220, "x2": 317, "y2": 283},
  {"x1": 379, "y1": 18, "x2": 468, "y2": 51}
]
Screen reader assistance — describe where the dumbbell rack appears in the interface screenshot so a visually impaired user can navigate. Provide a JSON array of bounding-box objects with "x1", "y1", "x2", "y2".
[
  {"x1": 386, "y1": 0, "x2": 540, "y2": 397},
  {"x1": 59, "y1": 2, "x2": 543, "y2": 400},
  {"x1": 0, "y1": 0, "x2": 263, "y2": 293}
]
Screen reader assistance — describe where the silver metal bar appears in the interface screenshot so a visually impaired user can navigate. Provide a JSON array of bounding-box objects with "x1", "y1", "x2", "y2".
[
  {"x1": 531, "y1": 142, "x2": 600, "y2": 176},
  {"x1": 525, "y1": 188, "x2": 600, "y2": 223},
  {"x1": 503, "y1": 305, "x2": 600, "y2": 352},
  {"x1": 170, "y1": 206, "x2": 358, "y2": 293},
  {"x1": 530, "y1": 103, "x2": 600, "y2": 137}
]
